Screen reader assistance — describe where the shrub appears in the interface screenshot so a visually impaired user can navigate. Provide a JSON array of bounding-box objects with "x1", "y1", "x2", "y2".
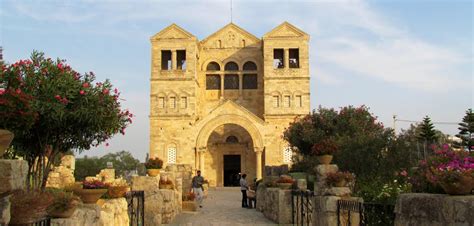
[
  {"x1": 145, "y1": 158, "x2": 163, "y2": 169},
  {"x1": 311, "y1": 138, "x2": 338, "y2": 156},
  {"x1": 326, "y1": 171, "x2": 354, "y2": 186},
  {"x1": 46, "y1": 189, "x2": 80, "y2": 212},
  {"x1": 83, "y1": 179, "x2": 108, "y2": 189}
]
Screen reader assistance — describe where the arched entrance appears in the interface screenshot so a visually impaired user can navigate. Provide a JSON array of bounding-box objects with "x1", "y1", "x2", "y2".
[{"x1": 195, "y1": 114, "x2": 264, "y2": 187}]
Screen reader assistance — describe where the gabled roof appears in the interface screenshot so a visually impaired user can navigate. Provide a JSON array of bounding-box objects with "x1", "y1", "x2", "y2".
[
  {"x1": 150, "y1": 23, "x2": 196, "y2": 41},
  {"x1": 263, "y1": 21, "x2": 309, "y2": 40},
  {"x1": 205, "y1": 99, "x2": 266, "y2": 125},
  {"x1": 200, "y1": 23, "x2": 260, "y2": 45}
]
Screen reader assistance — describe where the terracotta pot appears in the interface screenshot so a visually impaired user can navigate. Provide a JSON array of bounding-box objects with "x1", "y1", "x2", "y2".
[
  {"x1": 440, "y1": 176, "x2": 474, "y2": 195},
  {"x1": 48, "y1": 205, "x2": 77, "y2": 218},
  {"x1": 317, "y1": 154, "x2": 333, "y2": 165},
  {"x1": 73, "y1": 188, "x2": 107, "y2": 204},
  {"x1": 108, "y1": 186, "x2": 130, "y2": 198},
  {"x1": 277, "y1": 182, "x2": 293, "y2": 190},
  {"x1": 147, "y1": 169, "x2": 161, "y2": 177},
  {"x1": 0, "y1": 129, "x2": 14, "y2": 157}
]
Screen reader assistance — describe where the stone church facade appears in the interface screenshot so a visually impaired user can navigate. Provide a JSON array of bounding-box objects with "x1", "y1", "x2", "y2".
[{"x1": 149, "y1": 22, "x2": 310, "y2": 187}]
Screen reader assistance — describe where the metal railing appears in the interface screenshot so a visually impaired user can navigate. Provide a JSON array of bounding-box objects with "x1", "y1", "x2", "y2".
[
  {"x1": 33, "y1": 217, "x2": 51, "y2": 226},
  {"x1": 126, "y1": 190, "x2": 145, "y2": 226},
  {"x1": 337, "y1": 200, "x2": 395, "y2": 226},
  {"x1": 291, "y1": 190, "x2": 314, "y2": 226}
]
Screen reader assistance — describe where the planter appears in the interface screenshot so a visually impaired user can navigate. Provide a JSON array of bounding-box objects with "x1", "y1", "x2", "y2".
[
  {"x1": 160, "y1": 184, "x2": 174, "y2": 190},
  {"x1": 317, "y1": 154, "x2": 333, "y2": 165},
  {"x1": 440, "y1": 176, "x2": 474, "y2": 195},
  {"x1": 73, "y1": 188, "x2": 107, "y2": 204},
  {"x1": 182, "y1": 200, "x2": 198, "y2": 211},
  {"x1": 147, "y1": 169, "x2": 161, "y2": 177},
  {"x1": 0, "y1": 129, "x2": 14, "y2": 157},
  {"x1": 108, "y1": 186, "x2": 130, "y2": 198},
  {"x1": 334, "y1": 179, "x2": 347, "y2": 187},
  {"x1": 277, "y1": 182, "x2": 293, "y2": 190},
  {"x1": 48, "y1": 205, "x2": 77, "y2": 218}
]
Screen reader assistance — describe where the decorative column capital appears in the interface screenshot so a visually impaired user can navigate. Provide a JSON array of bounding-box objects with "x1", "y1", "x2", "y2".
[
  {"x1": 254, "y1": 147, "x2": 264, "y2": 153},
  {"x1": 197, "y1": 146, "x2": 207, "y2": 153}
]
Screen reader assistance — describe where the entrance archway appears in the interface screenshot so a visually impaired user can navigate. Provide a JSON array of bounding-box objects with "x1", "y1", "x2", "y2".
[{"x1": 195, "y1": 114, "x2": 264, "y2": 187}]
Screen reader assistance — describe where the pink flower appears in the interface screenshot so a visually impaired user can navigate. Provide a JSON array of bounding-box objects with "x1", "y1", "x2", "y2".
[
  {"x1": 57, "y1": 63, "x2": 63, "y2": 69},
  {"x1": 79, "y1": 90, "x2": 85, "y2": 95},
  {"x1": 15, "y1": 89, "x2": 21, "y2": 94},
  {"x1": 82, "y1": 83, "x2": 90, "y2": 88},
  {"x1": 102, "y1": 89, "x2": 109, "y2": 95},
  {"x1": 400, "y1": 170, "x2": 408, "y2": 177},
  {"x1": 55, "y1": 95, "x2": 61, "y2": 100},
  {"x1": 105, "y1": 143, "x2": 109, "y2": 147},
  {"x1": 0, "y1": 89, "x2": 4, "y2": 95}
]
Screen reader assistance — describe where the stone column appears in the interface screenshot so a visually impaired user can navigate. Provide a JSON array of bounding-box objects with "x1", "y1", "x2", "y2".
[
  {"x1": 171, "y1": 50, "x2": 177, "y2": 70},
  {"x1": 238, "y1": 73, "x2": 243, "y2": 101},
  {"x1": 284, "y1": 48, "x2": 289, "y2": 68},
  {"x1": 220, "y1": 74, "x2": 224, "y2": 99},
  {"x1": 198, "y1": 147, "x2": 206, "y2": 176},
  {"x1": 255, "y1": 147, "x2": 263, "y2": 180}
]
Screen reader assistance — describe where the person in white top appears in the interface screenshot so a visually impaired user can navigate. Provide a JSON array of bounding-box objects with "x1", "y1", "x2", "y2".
[{"x1": 239, "y1": 173, "x2": 249, "y2": 208}]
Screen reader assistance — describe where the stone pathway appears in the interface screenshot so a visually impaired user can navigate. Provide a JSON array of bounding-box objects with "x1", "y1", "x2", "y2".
[{"x1": 168, "y1": 187, "x2": 276, "y2": 226}]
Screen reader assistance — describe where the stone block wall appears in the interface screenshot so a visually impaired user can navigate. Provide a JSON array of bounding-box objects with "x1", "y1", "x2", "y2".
[
  {"x1": 257, "y1": 187, "x2": 292, "y2": 224},
  {"x1": 131, "y1": 176, "x2": 181, "y2": 225},
  {"x1": 0, "y1": 159, "x2": 28, "y2": 225},
  {"x1": 51, "y1": 198, "x2": 129, "y2": 226},
  {"x1": 395, "y1": 193, "x2": 474, "y2": 226},
  {"x1": 164, "y1": 164, "x2": 192, "y2": 195},
  {"x1": 46, "y1": 155, "x2": 75, "y2": 189}
]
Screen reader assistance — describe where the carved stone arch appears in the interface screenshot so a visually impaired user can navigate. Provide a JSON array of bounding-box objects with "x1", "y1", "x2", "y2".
[
  {"x1": 196, "y1": 114, "x2": 264, "y2": 151},
  {"x1": 222, "y1": 58, "x2": 241, "y2": 71},
  {"x1": 242, "y1": 58, "x2": 260, "y2": 71},
  {"x1": 201, "y1": 58, "x2": 223, "y2": 71}
]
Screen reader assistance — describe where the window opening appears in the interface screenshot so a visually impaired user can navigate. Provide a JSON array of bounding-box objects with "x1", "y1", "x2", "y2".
[
  {"x1": 161, "y1": 50, "x2": 172, "y2": 70},
  {"x1": 224, "y1": 74, "x2": 239, "y2": 89},
  {"x1": 177, "y1": 50, "x2": 186, "y2": 70},
  {"x1": 289, "y1": 49, "x2": 299, "y2": 68},
  {"x1": 206, "y1": 75, "x2": 221, "y2": 90},
  {"x1": 273, "y1": 49, "x2": 284, "y2": 69},
  {"x1": 243, "y1": 74, "x2": 257, "y2": 89}
]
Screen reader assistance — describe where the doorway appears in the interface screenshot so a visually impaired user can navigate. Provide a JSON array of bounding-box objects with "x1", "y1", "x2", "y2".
[{"x1": 223, "y1": 155, "x2": 241, "y2": 187}]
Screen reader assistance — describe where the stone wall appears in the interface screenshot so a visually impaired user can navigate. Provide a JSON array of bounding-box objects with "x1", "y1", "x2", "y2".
[
  {"x1": 0, "y1": 159, "x2": 28, "y2": 225},
  {"x1": 313, "y1": 196, "x2": 362, "y2": 226},
  {"x1": 46, "y1": 155, "x2": 75, "y2": 189},
  {"x1": 50, "y1": 198, "x2": 129, "y2": 226},
  {"x1": 131, "y1": 176, "x2": 181, "y2": 225},
  {"x1": 395, "y1": 193, "x2": 474, "y2": 226},
  {"x1": 164, "y1": 164, "x2": 192, "y2": 195},
  {"x1": 256, "y1": 187, "x2": 292, "y2": 224}
]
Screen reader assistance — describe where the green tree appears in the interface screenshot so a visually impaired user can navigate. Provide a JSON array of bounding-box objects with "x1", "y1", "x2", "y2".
[
  {"x1": 456, "y1": 109, "x2": 474, "y2": 152},
  {"x1": 101, "y1": 151, "x2": 140, "y2": 177},
  {"x1": 417, "y1": 116, "x2": 437, "y2": 144},
  {"x1": 0, "y1": 51, "x2": 133, "y2": 189},
  {"x1": 74, "y1": 156, "x2": 104, "y2": 181}
]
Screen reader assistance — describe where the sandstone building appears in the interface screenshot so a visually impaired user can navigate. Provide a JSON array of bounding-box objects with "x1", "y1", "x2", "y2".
[{"x1": 149, "y1": 22, "x2": 310, "y2": 186}]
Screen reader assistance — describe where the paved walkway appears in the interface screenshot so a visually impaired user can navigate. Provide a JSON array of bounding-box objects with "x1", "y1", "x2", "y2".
[{"x1": 168, "y1": 187, "x2": 276, "y2": 226}]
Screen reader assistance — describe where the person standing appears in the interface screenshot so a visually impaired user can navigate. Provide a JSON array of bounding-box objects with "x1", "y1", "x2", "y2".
[
  {"x1": 240, "y1": 173, "x2": 249, "y2": 208},
  {"x1": 192, "y1": 170, "x2": 205, "y2": 208}
]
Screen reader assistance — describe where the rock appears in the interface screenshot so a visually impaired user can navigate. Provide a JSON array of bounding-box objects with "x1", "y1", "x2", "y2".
[
  {"x1": 313, "y1": 196, "x2": 362, "y2": 226},
  {"x1": 395, "y1": 193, "x2": 474, "y2": 226},
  {"x1": 314, "y1": 164, "x2": 338, "y2": 177},
  {"x1": 0, "y1": 160, "x2": 28, "y2": 194},
  {"x1": 0, "y1": 196, "x2": 10, "y2": 225},
  {"x1": 325, "y1": 187, "x2": 351, "y2": 197},
  {"x1": 51, "y1": 203, "x2": 101, "y2": 226},
  {"x1": 296, "y1": 179, "x2": 307, "y2": 191},
  {"x1": 100, "y1": 198, "x2": 129, "y2": 226}
]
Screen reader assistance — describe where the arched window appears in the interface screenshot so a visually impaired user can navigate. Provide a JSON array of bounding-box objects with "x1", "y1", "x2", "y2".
[
  {"x1": 206, "y1": 62, "x2": 220, "y2": 71},
  {"x1": 243, "y1": 61, "x2": 257, "y2": 71},
  {"x1": 167, "y1": 146, "x2": 177, "y2": 164},
  {"x1": 226, "y1": 136, "x2": 239, "y2": 143},
  {"x1": 224, "y1": 62, "x2": 239, "y2": 71},
  {"x1": 283, "y1": 147, "x2": 292, "y2": 164}
]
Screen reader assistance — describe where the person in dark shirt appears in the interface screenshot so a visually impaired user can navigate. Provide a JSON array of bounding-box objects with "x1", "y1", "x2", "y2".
[
  {"x1": 191, "y1": 170, "x2": 205, "y2": 208},
  {"x1": 240, "y1": 173, "x2": 249, "y2": 208}
]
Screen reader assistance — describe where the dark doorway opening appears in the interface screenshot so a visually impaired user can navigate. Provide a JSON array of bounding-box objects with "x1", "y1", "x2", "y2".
[{"x1": 224, "y1": 155, "x2": 241, "y2": 187}]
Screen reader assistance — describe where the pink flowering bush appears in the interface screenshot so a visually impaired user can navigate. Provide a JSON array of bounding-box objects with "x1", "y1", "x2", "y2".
[
  {"x1": 0, "y1": 51, "x2": 133, "y2": 189},
  {"x1": 410, "y1": 144, "x2": 474, "y2": 193}
]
